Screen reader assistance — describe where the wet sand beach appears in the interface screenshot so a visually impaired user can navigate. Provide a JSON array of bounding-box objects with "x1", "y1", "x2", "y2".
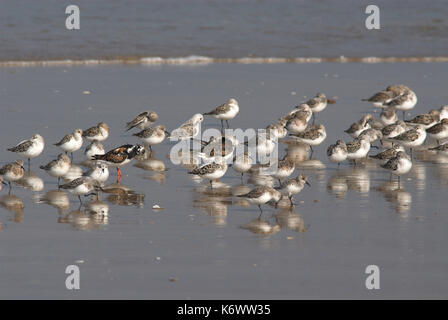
[{"x1": 0, "y1": 62, "x2": 448, "y2": 299}]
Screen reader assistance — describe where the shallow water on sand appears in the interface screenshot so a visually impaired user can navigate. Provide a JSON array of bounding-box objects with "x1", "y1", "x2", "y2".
[{"x1": 0, "y1": 63, "x2": 448, "y2": 299}]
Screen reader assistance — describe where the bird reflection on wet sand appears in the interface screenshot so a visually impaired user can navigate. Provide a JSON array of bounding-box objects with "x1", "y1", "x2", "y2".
[
  {"x1": 58, "y1": 207, "x2": 107, "y2": 231},
  {"x1": 0, "y1": 194, "x2": 24, "y2": 223},
  {"x1": 375, "y1": 181, "x2": 412, "y2": 214},
  {"x1": 36, "y1": 189, "x2": 70, "y2": 214},
  {"x1": 134, "y1": 151, "x2": 167, "y2": 184},
  {"x1": 102, "y1": 183, "x2": 144, "y2": 207},
  {"x1": 17, "y1": 171, "x2": 45, "y2": 192}
]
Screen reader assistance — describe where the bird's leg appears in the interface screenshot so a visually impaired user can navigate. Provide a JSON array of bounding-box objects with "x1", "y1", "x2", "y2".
[
  {"x1": 241, "y1": 173, "x2": 244, "y2": 183},
  {"x1": 278, "y1": 178, "x2": 282, "y2": 186},
  {"x1": 210, "y1": 180, "x2": 213, "y2": 189},
  {"x1": 410, "y1": 148, "x2": 413, "y2": 159},
  {"x1": 337, "y1": 162, "x2": 340, "y2": 169},
  {"x1": 57, "y1": 177, "x2": 60, "y2": 187},
  {"x1": 8, "y1": 182, "x2": 11, "y2": 195},
  {"x1": 309, "y1": 146, "x2": 314, "y2": 159},
  {"x1": 27, "y1": 158, "x2": 31, "y2": 171},
  {"x1": 116, "y1": 168, "x2": 122, "y2": 183},
  {"x1": 258, "y1": 205, "x2": 263, "y2": 216},
  {"x1": 70, "y1": 153, "x2": 74, "y2": 161},
  {"x1": 312, "y1": 113, "x2": 316, "y2": 125},
  {"x1": 402, "y1": 111, "x2": 406, "y2": 121},
  {"x1": 437, "y1": 140, "x2": 440, "y2": 146},
  {"x1": 398, "y1": 176, "x2": 401, "y2": 189},
  {"x1": 220, "y1": 120, "x2": 224, "y2": 130},
  {"x1": 78, "y1": 195, "x2": 82, "y2": 204},
  {"x1": 289, "y1": 195, "x2": 294, "y2": 207},
  {"x1": 226, "y1": 120, "x2": 230, "y2": 129}
]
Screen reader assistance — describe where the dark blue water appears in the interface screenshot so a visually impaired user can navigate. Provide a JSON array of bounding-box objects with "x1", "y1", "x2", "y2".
[{"x1": 1, "y1": 0, "x2": 447, "y2": 61}]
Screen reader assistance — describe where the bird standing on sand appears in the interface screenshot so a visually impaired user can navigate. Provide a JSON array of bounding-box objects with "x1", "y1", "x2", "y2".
[
  {"x1": 278, "y1": 174, "x2": 310, "y2": 206},
  {"x1": 0, "y1": 160, "x2": 25, "y2": 191},
  {"x1": 40, "y1": 153, "x2": 71, "y2": 186},
  {"x1": 133, "y1": 125, "x2": 170, "y2": 151},
  {"x1": 125, "y1": 111, "x2": 158, "y2": 131},
  {"x1": 59, "y1": 177, "x2": 100, "y2": 204},
  {"x1": 7, "y1": 134, "x2": 45, "y2": 169},
  {"x1": 327, "y1": 140, "x2": 348, "y2": 167},
  {"x1": 188, "y1": 159, "x2": 228, "y2": 188},
  {"x1": 54, "y1": 129, "x2": 83, "y2": 160},
  {"x1": 237, "y1": 185, "x2": 282, "y2": 214},
  {"x1": 91, "y1": 144, "x2": 145, "y2": 182},
  {"x1": 83, "y1": 122, "x2": 110, "y2": 142},
  {"x1": 344, "y1": 114, "x2": 373, "y2": 138},
  {"x1": 380, "y1": 151, "x2": 412, "y2": 187},
  {"x1": 204, "y1": 98, "x2": 239, "y2": 130}
]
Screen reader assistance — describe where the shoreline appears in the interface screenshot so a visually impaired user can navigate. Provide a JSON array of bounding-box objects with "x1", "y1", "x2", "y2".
[{"x1": 1, "y1": 55, "x2": 448, "y2": 67}]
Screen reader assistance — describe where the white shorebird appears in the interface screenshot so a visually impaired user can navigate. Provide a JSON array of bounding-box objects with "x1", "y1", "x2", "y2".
[
  {"x1": 236, "y1": 185, "x2": 282, "y2": 214},
  {"x1": 290, "y1": 124, "x2": 326, "y2": 157},
  {"x1": 346, "y1": 136, "x2": 371, "y2": 164},
  {"x1": 370, "y1": 145, "x2": 405, "y2": 165},
  {"x1": 0, "y1": 160, "x2": 25, "y2": 191},
  {"x1": 204, "y1": 98, "x2": 239, "y2": 129},
  {"x1": 426, "y1": 118, "x2": 448, "y2": 145},
  {"x1": 381, "y1": 151, "x2": 412, "y2": 186},
  {"x1": 327, "y1": 140, "x2": 348, "y2": 167},
  {"x1": 381, "y1": 120, "x2": 408, "y2": 141},
  {"x1": 59, "y1": 177, "x2": 100, "y2": 204},
  {"x1": 231, "y1": 150, "x2": 253, "y2": 181},
  {"x1": 133, "y1": 125, "x2": 170, "y2": 151},
  {"x1": 188, "y1": 158, "x2": 228, "y2": 188},
  {"x1": 380, "y1": 106, "x2": 398, "y2": 126},
  {"x1": 125, "y1": 111, "x2": 158, "y2": 131},
  {"x1": 389, "y1": 125, "x2": 427, "y2": 156},
  {"x1": 278, "y1": 174, "x2": 310, "y2": 206},
  {"x1": 362, "y1": 84, "x2": 407, "y2": 108},
  {"x1": 404, "y1": 109, "x2": 440, "y2": 129},
  {"x1": 83, "y1": 122, "x2": 110, "y2": 142},
  {"x1": 286, "y1": 111, "x2": 309, "y2": 134},
  {"x1": 171, "y1": 113, "x2": 204, "y2": 140},
  {"x1": 272, "y1": 156, "x2": 295, "y2": 185},
  {"x1": 39, "y1": 153, "x2": 71, "y2": 186},
  {"x1": 7, "y1": 134, "x2": 45, "y2": 169},
  {"x1": 344, "y1": 114, "x2": 373, "y2": 138},
  {"x1": 84, "y1": 141, "x2": 105, "y2": 160},
  {"x1": 385, "y1": 89, "x2": 417, "y2": 120},
  {"x1": 54, "y1": 128, "x2": 83, "y2": 160},
  {"x1": 84, "y1": 162, "x2": 109, "y2": 185}
]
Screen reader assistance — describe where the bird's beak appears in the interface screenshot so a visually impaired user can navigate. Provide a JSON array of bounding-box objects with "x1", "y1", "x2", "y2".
[
  {"x1": 306, "y1": 181, "x2": 311, "y2": 187},
  {"x1": 165, "y1": 130, "x2": 171, "y2": 137},
  {"x1": 21, "y1": 166, "x2": 25, "y2": 170}
]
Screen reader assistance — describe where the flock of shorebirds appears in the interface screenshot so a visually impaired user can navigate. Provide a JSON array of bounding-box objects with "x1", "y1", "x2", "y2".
[{"x1": 1, "y1": 83, "x2": 448, "y2": 217}]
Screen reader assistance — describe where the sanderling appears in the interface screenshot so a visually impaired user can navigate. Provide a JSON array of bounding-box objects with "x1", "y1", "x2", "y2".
[
  {"x1": 231, "y1": 150, "x2": 253, "y2": 181},
  {"x1": 385, "y1": 89, "x2": 417, "y2": 120},
  {"x1": 125, "y1": 111, "x2": 158, "y2": 131},
  {"x1": 188, "y1": 159, "x2": 228, "y2": 188},
  {"x1": 429, "y1": 143, "x2": 448, "y2": 155},
  {"x1": 82, "y1": 122, "x2": 110, "y2": 142},
  {"x1": 39, "y1": 153, "x2": 71, "y2": 186},
  {"x1": 266, "y1": 120, "x2": 287, "y2": 139},
  {"x1": 438, "y1": 105, "x2": 448, "y2": 120},
  {"x1": 133, "y1": 125, "x2": 170, "y2": 151},
  {"x1": 59, "y1": 177, "x2": 100, "y2": 204},
  {"x1": 381, "y1": 151, "x2": 412, "y2": 186},
  {"x1": 390, "y1": 125, "x2": 427, "y2": 155},
  {"x1": 7, "y1": 134, "x2": 45, "y2": 169},
  {"x1": 272, "y1": 156, "x2": 295, "y2": 185},
  {"x1": 346, "y1": 136, "x2": 371, "y2": 163},
  {"x1": 84, "y1": 162, "x2": 109, "y2": 185},
  {"x1": 307, "y1": 93, "x2": 328, "y2": 123},
  {"x1": 278, "y1": 174, "x2": 310, "y2": 206},
  {"x1": 327, "y1": 140, "x2": 348, "y2": 167},
  {"x1": 54, "y1": 129, "x2": 83, "y2": 160},
  {"x1": 0, "y1": 160, "x2": 25, "y2": 190},
  {"x1": 283, "y1": 103, "x2": 312, "y2": 122},
  {"x1": 380, "y1": 106, "x2": 398, "y2": 126},
  {"x1": 370, "y1": 144, "x2": 405, "y2": 164},
  {"x1": 344, "y1": 114, "x2": 373, "y2": 138},
  {"x1": 381, "y1": 120, "x2": 408, "y2": 140},
  {"x1": 358, "y1": 128, "x2": 383, "y2": 144},
  {"x1": 84, "y1": 141, "x2": 105, "y2": 160},
  {"x1": 171, "y1": 114, "x2": 204, "y2": 140},
  {"x1": 204, "y1": 98, "x2": 239, "y2": 129},
  {"x1": 236, "y1": 185, "x2": 282, "y2": 214},
  {"x1": 362, "y1": 90, "x2": 397, "y2": 108},
  {"x1": 290, "y1": 124, "x2": 327, "y2": 156},
  {"x1": 426, "y1": 118, "x2": 448, "y2": 145},
  {"x1": 405, "y1": 109, "x2": 440, "y2": 129},
  {"x1": 286, "y1": 111, "x2": 309, "y2": 134},
  {"x1": 196, "y1": 136, "x2": 236, "y2": 163},
  {"x1": 91, "y1": 144, "x2": 145, "y2": 182}
]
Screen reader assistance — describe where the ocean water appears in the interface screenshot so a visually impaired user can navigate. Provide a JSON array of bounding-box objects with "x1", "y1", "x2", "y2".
[{"x1": 1, "y1": 0, "x2": 448, "y2": 62}]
